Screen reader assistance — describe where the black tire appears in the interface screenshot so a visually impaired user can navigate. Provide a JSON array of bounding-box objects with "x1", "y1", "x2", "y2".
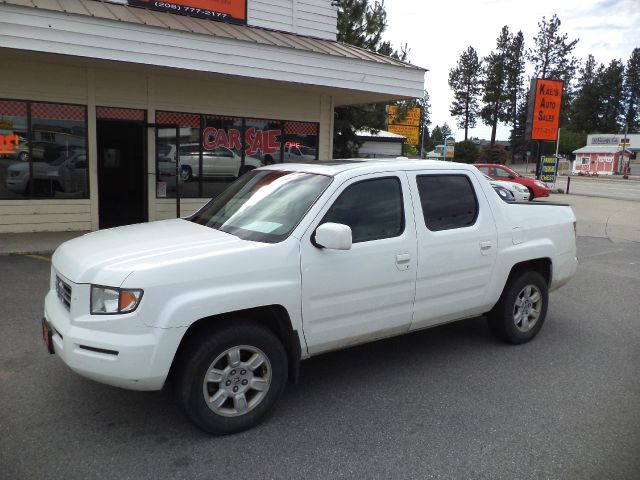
[
  {"x1": 174, "y1": 320, "x2": 288, "y2": 435},
  {"x1": 487, "y1": 270, "x2": 548, "y2": 344},
  {"x1": 263, "y1": 155, "x2": 274, "y2": 165},
  {"x1": 527, "y1": 187, "x2": 535, "y2": 201},
  {"x1": 180, "y1": 165, "x2": 192, "y2": 182},
  {"x1": 18, "y1": 151, "x2": 29, "y2": 162}
]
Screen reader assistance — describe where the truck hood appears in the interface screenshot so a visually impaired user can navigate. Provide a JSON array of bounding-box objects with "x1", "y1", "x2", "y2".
[{"x1": 52, "y1": 219, "x2": 247, "y2": 285}]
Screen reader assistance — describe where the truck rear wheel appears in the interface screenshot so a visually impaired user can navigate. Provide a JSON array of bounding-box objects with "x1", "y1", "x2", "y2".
[
  {"x1": 488, "y1": 271, "x2": 548, "y2": 344},
  {"x1": 175, "y1": 321, "x2": 288, "y2": 435}
]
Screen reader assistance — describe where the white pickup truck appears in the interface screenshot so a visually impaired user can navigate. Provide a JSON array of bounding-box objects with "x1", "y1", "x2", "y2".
[{"x1": 42, "y1": 159, "x2": 577, "y2": 435}]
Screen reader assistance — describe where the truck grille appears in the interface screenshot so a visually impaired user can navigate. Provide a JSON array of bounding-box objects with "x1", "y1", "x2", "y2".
[{"x1": 55, "y1": 276, "x2": 72, "y2": 310}]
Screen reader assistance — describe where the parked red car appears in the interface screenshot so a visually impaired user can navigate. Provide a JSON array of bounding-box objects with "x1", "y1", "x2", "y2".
[{"x1": 474, "y1": 163, "x2": 550, "y2": 200}]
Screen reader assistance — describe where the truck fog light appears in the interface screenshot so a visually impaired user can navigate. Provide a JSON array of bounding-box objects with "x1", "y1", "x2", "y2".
[{"x1": 91, "y1": 286, "x2": 143, "y2": 315}]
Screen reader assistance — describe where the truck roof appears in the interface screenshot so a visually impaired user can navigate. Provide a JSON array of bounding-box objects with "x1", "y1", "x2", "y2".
[{"x1": 259, "y1": 158, "x2": 476, "y2": 176}]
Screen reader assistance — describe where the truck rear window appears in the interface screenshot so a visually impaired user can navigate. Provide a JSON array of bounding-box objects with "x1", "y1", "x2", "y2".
[{"x1": 416, "y1": 175, "x2": 478, "y2": 231}]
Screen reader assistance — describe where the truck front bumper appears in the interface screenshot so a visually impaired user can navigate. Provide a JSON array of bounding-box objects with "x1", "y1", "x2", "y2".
[{"x1": 43, "y1": 290, "x2": 185, "y2": 391}]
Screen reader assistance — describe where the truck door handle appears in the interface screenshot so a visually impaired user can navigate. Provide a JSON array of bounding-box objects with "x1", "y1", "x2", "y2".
[
  {"x1": 480, "y1": 241, "x2": 493, "y2": 255},
  {"x1": 395, "y1": 253, "x2": 411, "y2": 271}
]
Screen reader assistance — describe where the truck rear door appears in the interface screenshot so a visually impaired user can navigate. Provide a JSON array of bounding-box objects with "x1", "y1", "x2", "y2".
[{"x1": 408, "y1": 169, "x2": 498, "y2": 329}]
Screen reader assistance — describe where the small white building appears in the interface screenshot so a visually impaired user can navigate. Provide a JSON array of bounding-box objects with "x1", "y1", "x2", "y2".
[
  {"x1": 355, "y1": 129, "x2": 405, "y2": 158},
  {"x1": 572, "y1": 145, "x2": 632, "y2": 175}
]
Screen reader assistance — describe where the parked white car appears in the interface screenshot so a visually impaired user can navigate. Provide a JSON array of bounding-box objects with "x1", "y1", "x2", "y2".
[
  {"x1": 263, "y1": 144, "x2": 317, "y2": 164},
  {"x1": 5, "y1": 149, "x2": 87, "y2": 195},
  {"x1": 158, "y1": 144, "x2": 262, "y2": 181},
  {"x1": 43, "y1": 159, "x2": 577, "y2": 435},
  {"x1": 482, "y1": 173, "x2": 531, "y2": 201}
]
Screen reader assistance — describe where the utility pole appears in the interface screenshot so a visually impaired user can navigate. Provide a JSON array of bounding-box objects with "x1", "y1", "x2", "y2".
[{"x1": 621, "y1": 123, "x2": 629, "y2": 178}]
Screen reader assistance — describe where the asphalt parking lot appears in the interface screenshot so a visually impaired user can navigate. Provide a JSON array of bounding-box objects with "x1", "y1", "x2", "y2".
[{"x1": 1, "y1": 233, "x2": 639, "y2": 480}]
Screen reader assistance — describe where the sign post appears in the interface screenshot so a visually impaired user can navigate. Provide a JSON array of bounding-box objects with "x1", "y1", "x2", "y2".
[
  {"x1": 445, "y1": 137, "x2": 455, "y2": 160},
  {"x1": 525, "y1": 78, "x2": 564, "y2": 180}
]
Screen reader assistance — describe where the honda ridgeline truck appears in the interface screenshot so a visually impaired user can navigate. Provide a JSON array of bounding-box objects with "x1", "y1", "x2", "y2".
[{"x1": 42, "y1": 159, "x2": 577, "y2": 434}]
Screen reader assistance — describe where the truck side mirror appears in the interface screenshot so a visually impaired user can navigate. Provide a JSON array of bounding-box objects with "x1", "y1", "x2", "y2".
[{"x1": 314, "y1": 223, "x2": 352, "y2": 250}]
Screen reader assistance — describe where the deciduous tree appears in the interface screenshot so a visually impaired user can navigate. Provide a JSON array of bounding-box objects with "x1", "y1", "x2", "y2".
[{"x1": 453, "y1": 140, "x2": 479, "y2": 164}]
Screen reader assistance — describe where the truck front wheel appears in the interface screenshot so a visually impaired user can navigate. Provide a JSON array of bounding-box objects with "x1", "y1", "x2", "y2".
[
  {"x1": 175, "y1": 321, "x2": 288, "y2": 435},
  {"x1": 488, "y1": 271, "x2": 548, "y2": 344}
]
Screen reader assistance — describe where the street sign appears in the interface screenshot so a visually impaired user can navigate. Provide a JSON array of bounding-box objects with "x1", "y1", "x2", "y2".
[
  {"x1": 388, "y1": 106, "x2": 421, "y2": 127},
  {"x1": 388, "y1": 124, "x2": 420, "y2": 145},
  {"x1": 540, "y1": 155, "x2": 558, "y2": 184}
]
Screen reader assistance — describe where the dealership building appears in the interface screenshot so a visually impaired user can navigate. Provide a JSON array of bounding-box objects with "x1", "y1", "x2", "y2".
[{"x1": 0, "y1": 0, "x2": 425, "y2": 233}]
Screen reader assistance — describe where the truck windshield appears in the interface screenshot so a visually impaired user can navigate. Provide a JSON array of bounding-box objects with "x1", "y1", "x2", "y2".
[{"x1": 190, "y1": 170, "x2": 332, "y2": 243}]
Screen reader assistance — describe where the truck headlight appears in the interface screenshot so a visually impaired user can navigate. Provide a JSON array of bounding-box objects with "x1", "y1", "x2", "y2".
[{"x1": 91, "y1": 285, "x2": 143, "y2": 314}]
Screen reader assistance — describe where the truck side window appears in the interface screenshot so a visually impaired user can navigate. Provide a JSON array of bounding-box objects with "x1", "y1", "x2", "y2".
[
  {"x1": 321, "y1": 177, "x2": 404, "y2": 243},
  {"x1": 416, "y1": 175, "x2": 478, "y2": 231}
]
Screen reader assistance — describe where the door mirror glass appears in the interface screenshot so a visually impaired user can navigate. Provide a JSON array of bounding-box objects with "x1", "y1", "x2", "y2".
[{"x1": 315, "y1": 223, "x2": 352, "y2": 250}]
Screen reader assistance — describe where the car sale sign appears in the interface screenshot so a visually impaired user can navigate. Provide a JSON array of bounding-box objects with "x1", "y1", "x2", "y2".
[
  {"x1": 527, "y1": 79, "x2": 564, "y2": 141},
  {"x1": 128, "y1": 0, "x2": 247, "y2": 24}
]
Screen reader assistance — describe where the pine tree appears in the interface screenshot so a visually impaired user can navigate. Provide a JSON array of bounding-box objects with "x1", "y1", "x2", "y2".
[
  {"x1": 441, "y1": 122, "x2": 453, "y2": 140},
  {"x1": 333, "y1": 0, "x2": 409, "y2": 157},
  {"x1": 429, "y1": 125, "x2": 443, "y2": 151},
  {"x1": 448, "y1": 46, "x2": 483, "y2": 140},
  {"x1": 598, "y1": 59, "x2": 625, "y2": 132},
  {"x1": 528, "y1": 14, "x2": 579, "y2": 126},
  {"x1": 502, "y1": 30, "x2": 526, "y2": 158},
  {"x1": 570, "y1": 55, "x2": 604, "y2": 133},
  {"x1": 624, "y1": 48, "x2": 640, "y2": 132},
  {"x1": 481, "y1": 26, "x2": 510, "y2": 145}
]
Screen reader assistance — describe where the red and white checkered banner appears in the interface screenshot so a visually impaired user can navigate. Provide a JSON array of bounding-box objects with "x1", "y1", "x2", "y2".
[
  {"x1": 31, "y1": 103, "x2": 85, "y2": 121},
  {"x1": 0, "y1": 100, "x2": 27, "y2": 118},
  {"x1": 206, "y1": 115, "x2": 242, "y2": 122},
  {"x1": 97, "y1": 106, "x2": 145, "y2": 121},
  {"x1": 156, "y1": 111, "x2": 200, "y2": 128},
  {"x1": 285, "y1": 121, "x2": 318, "y2": 136}
]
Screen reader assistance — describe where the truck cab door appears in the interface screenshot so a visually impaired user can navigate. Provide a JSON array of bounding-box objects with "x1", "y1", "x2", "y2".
[
  {"x1": 300, "y1": 173, "x2": 417, "y2": 355},
  {"x1": 409, "y1": 170, "x2": 498, "y2": 329}
]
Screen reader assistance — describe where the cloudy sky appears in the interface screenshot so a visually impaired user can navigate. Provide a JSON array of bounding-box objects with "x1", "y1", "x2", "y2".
[{"x1": 383, "y1": 0, "x2": 640, "y2": 141}]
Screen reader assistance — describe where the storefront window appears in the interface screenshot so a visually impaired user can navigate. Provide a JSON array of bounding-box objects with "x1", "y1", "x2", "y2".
[
  {"x1": 154, "y1": 112, "x2": 318, "y2": 200},
  {"x1": 284, "y1": 121, "x2": 319, "y2": 161},
  {"x1": 156, "y1": 111, "x2": 200, "y2": 198},
  {"x1": 0, "y1": 100, "x2": 28, "y2": 199},
  {"x1": 0, "y1": 100, "x2": 88, "y2": 200},
  {"x1": 30, "y1": 102, "x2": 87, "y2": 198},
  {"x1": 202, "y1": 115, "x2": 244, "y2": 198},
  {"x1": 245, "y1": 119, "x2": 282, "y2": 165}
]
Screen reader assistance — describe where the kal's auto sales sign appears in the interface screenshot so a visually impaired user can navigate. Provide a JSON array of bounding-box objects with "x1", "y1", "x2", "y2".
[
  {"x1": 526, "y1": 78, "x2": 564, "y2": 142},
  {"x1": 128, "y1": 0, "x2": 247, "y2": 24},
  {"x1": 203, "y1": 127, "x2": 281, "y2": 157}
]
